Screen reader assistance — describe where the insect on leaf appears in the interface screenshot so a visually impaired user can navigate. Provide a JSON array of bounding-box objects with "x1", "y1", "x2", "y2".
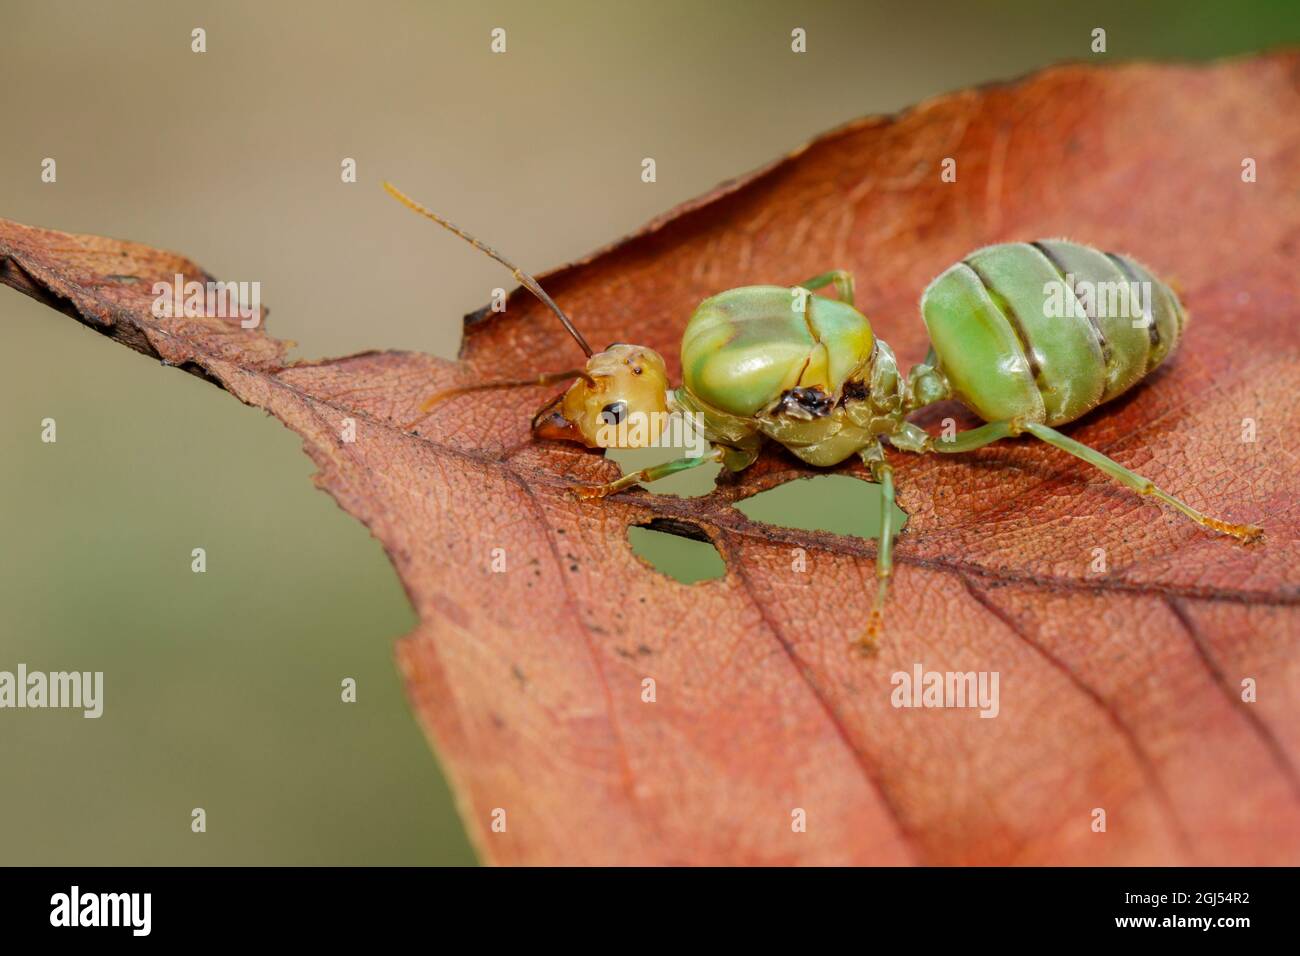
[{"x1": 2, "y1": 54, "x2": 1299, "y2": 864}]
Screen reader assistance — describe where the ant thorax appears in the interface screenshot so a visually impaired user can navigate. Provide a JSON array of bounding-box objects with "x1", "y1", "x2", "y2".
[{"x1": 755, "y1": 339, "x2": 912, "y2": 467}]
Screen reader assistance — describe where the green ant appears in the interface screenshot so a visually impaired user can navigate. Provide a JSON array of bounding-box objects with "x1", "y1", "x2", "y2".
[{"x1": 386, "y1": 183, "x2": 1262, "y2": 649}]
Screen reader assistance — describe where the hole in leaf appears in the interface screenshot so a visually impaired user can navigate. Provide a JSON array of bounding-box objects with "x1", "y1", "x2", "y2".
[
  {"x1": 627, "y1": 520, "x2": 725, "y2": 584},
  {"x1": 733, "y1": 474, "x2": 908, "y2": 542}
]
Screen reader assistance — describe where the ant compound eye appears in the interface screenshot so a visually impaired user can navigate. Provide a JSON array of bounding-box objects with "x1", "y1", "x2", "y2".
[{"x1": 600, "y1": 401, "x2": 627, "y2": 427}]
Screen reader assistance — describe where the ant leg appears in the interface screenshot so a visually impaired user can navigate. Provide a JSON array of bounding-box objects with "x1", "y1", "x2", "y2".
[
  {"x1": 857, "y1": 456, "x2": 896, "y2": 653},
  {"x1": 927, "y1": 419, "x2": 1019, "y2": 453},
  {"x1": 573, "y1": 447, "x2": 724, "y2": 500},
  {"x1": 798, "y1": 270, "x2": 855, "y2": 305},
  {"x1": 929, "y1": 418, "x2": 1262, "y2": 542},
  {"x1": 1021, "y1": 421, "x2": 1262, "y2": 542}
]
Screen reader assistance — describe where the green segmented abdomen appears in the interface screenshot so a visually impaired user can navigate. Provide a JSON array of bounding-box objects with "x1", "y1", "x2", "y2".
[{"x1": 921, "y1": 240, "x2": 1186, "y2": 426}]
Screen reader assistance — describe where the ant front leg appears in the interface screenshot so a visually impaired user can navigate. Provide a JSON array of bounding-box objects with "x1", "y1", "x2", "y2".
[
  {"x1": 798, "y1": 270, "x2": 856, "y2": 305},
  {"x1": 573, "y1": 447, "x2": 724, "y2": 500}
]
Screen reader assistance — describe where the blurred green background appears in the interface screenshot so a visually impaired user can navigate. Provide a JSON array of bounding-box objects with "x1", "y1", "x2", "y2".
[{"x1": 2, "y1": 1, "x2": 1296, "y2": 865}]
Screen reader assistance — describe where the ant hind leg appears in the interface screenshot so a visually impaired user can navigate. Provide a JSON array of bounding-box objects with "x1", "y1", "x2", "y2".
[
  {"x1": 928, "y1": 418, "x2": 1262, "y2": 542},
  {"x1": 1021, "y1": 421, "x2": 1262, "y2": 542}
]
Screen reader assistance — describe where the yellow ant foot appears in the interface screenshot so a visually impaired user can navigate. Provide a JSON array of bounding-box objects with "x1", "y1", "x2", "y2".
[
  {"x1": 855, "y1": 610, "x2": 884, "y2": 656},
  {"x1": 572, "y1": 483, "x2": 619, "y2": 501},
  {"x1": 1206, "y1": 517, "x2": 1264, "y2": 543}
]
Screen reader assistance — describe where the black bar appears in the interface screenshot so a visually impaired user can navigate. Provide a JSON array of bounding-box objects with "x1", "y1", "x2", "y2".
[{"x1": 0, "y1": 867, "x2": 1285, "y2": 942}]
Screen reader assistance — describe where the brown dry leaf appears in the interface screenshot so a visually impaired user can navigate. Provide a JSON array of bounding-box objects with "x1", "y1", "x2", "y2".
[{"x1": 4, "y1": 55, "x2": 1299, "y2": 866}]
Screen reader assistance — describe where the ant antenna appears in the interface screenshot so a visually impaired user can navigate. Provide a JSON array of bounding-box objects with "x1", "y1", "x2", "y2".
[
  {"x1": 402, "y1": 368, "x2": 595, "y2": 431},
  {"x1": 383, "y1": 181, "x2": 594, "y2": 357}
]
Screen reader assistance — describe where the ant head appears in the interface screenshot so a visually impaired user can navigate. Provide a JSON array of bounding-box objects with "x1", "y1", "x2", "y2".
[{"x1": 532, "y1": 344, "x2": 670, "y2": 448}]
